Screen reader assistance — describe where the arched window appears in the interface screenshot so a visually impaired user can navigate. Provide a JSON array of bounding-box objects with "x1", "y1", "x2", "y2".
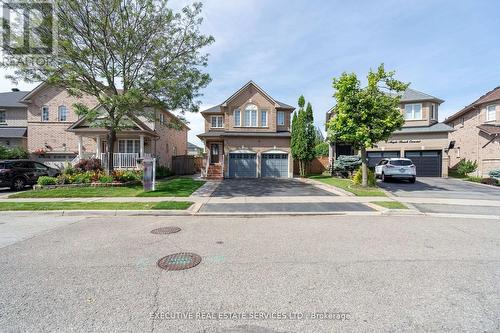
[
  {"x1": 243, "y1": 104, "x2": 257, "y2": 127},
  {"x1": 58, "y1": 105, "x2": 68, "y2": 122}
]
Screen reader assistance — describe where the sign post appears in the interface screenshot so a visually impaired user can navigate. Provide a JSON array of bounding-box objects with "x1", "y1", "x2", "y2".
[{"x1": 143, "y1": 158, "x2": 156, "y2": 191}]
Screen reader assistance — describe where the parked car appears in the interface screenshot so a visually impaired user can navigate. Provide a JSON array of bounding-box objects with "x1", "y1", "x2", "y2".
[
  {"x1": 0, "y1": 160, "x2": 60, "y2": 190},
  {"x1": 375, "y1": 158, "x2": 416, "y2": 183}
]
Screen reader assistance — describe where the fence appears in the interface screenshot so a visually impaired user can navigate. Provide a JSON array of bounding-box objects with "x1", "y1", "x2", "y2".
[
  {"x1": 172, "y1": 155, "x2": 195, "y2": 175},
  {"x1": 293, "y1": 156, "x2": 330, "y2": 175}
]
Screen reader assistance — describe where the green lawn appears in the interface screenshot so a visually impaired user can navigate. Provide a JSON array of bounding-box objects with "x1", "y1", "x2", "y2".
[
  {"x1": 9, "y1": 178, "x2": 205, "y2": 198},
  {"x1": 371, "y1": 201, "x2": 408, "y2": 209},
  {"x1": 0, "y1": 201, "x2": 193, "y2": 211},
  {"x1": 309, "y1": 175, "x2": 387, "y2": 197}
]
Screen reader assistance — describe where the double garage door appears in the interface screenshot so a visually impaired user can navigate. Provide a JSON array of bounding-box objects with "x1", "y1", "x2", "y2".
[
  {"x1": 228, "y1": 153, "x2": 288, "y2": 178},
  {"x1": 367, "y1": 150, "x2": 442, "y2": 177}
]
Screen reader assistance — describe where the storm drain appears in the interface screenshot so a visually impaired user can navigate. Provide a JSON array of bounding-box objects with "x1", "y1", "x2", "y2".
[
  {"x1": 150, "y1": 226, "x2": 181, "y2": 234},
  {"x1": 157, "y1": 253, "x2": 202, "y2": 271}
]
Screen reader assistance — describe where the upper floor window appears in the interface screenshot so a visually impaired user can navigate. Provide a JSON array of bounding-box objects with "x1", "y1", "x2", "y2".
[
  {"x1": 42, "y1": 106, "x2": 49, "y2": 122},
  {"x1": 430, "y1": 104, "x2": 437, "y2": 120},
  {"x1": 404, "y1": 104, "x2": 422, "y2": 120},
  {"x1": 0, "y1": 110, "x2": 5, "y2": 124},
  {"x1": 261, "y1": 110, "x2": 268, "y2": 127},
  {"x1": 211, "y1": 115, "x2": 223, "y2": 128},
  {"x1": 486, "y1": 105, "x2": 496, "y2": 121},
  {"x1": 277, "y1": 111, "x2": 285, "y2": 126},
  {"x1": 234, "y1": 109, "x2": 241, "y2": 126},
  {"x1": 58, "y1": 105, "x2": 68, "y2": 122},
  {"x1": 243, "y1": 104, "x2": 257, "y2": 127}
]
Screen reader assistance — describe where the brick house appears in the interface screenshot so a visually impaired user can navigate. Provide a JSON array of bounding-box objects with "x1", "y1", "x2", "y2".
[
  {"x1": 18, "y1": 83, "x2": 188, "y2": 169},
  {"x1": 327, "y1": 88, "x2": 454, "y2": 177},
  {"x1": 197, "y1": 81, "x2": 295, "y2": 179},
  {"x1": 0, "y1": 90, "x2": 30, "y2": 149},
  {"x1": 444, "y1": 87, "x2": 500, "y2": 176}
]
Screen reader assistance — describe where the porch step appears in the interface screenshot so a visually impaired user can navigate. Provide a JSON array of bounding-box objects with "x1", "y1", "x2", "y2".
[{"x1": 206, "y1": 164, "x2": 223, "y2": 180}]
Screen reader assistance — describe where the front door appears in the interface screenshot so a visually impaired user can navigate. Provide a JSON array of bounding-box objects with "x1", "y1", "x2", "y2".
[{"x1": 210, "y1": 143, "x2": 220, "y2": 164}]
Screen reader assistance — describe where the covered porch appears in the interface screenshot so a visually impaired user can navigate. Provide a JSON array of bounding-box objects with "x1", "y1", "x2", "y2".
[{"x1": 68, "y1": 116, "x2": 159, "y2": 169}]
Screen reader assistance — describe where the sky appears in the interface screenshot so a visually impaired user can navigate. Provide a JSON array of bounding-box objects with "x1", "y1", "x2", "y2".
[{"x1": 1, "y1": 0, "x2": 499, "y2": 147}]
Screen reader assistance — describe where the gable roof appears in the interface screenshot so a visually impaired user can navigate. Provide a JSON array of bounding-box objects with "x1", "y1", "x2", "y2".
[
  {"x1": 445, "y1": 87, "x2": 500, "y2": 123},
  {"x1": 0, "y1": 91, "x2": 30, "y2": 107},
  {"x1": 201, "y1": 81, "x2": 295, "y2": 114}
]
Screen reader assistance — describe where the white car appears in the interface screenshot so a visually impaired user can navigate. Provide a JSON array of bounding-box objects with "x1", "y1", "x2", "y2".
[{"x1": 374, "y1": 158, "x2": 416, "y2": 183}]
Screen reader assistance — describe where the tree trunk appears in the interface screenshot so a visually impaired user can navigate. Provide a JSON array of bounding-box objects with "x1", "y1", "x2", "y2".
[
  {"x1": 360, "y1": 146, "x2": 368, "y2": 187},
  {"x1": 106, "y1": 129, "x2": 116, "y2": 174}
]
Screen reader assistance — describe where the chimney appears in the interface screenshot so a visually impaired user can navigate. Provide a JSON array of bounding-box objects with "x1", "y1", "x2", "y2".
[{"x1": 11, "y1": 88, "x2": 19, "y2": 92}]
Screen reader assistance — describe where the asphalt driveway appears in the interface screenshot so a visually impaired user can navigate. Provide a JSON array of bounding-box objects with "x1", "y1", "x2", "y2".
[
  {"x1": 211, "y1": 178, "x2": 335, "y2": 197},
  {"x1": 377, "y1": 177, "x2": 500, "y2": 200}
]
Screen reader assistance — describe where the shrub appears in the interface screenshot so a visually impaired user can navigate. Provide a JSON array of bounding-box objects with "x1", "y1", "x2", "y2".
[
  {"x1": 112, "y1": 170, "x2": 142, "y2": 182},
  {"x1": 0, "y1": 146, "x2": 28, "y2": 159},
  {"x1": 466, "y1": 176, "x2": 482, "y2": 183},
  {"x1": 481, "y1": 177, "x2": 499, "y2": 186},
  {"x1": 99, "y1": 175, "x2": 114, "y2": 183},
  {"x1": 488, "y1": 169, "x2": 500, "y2": 178},
  {"x1": 456, "y1": 159, "x2": 478, "y2": 176},
  {"x1": 62, "y1": 163, "x2": 77, "y2": 175},
  {"x1": 333, "y1": 155, "x2": 361, "y2": 177},
  {"x1": 72, "y1": 171, "x2": 93, "y2": 184},
  {"x1": 156, "y1": 166, "x2": 174, "y2": 179},
  {"x1": 314, "y1": 142, "x2": 329, "y2": 157},
  {"x1": 37, "y1": 176, "x2": 57, "y2": 186},
  {"x1": 56, "y1": 174, "x2": 71, "y2": 184},
  {"x1": 74, "y1": 158, "x2": 103, "y2": 172},
  {"x1": 352, "y1": 168, "x2": 376, "y2": 187}
]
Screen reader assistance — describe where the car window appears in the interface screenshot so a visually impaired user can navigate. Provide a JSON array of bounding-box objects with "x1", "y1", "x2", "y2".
[
  {"x1": 34, "y1": 162, "x2": 48, "y2": 170},
  {"x1": 11, "y1": 161, "x2": 29, "y2": 168},
  {"x1": 377, "y1": 159, "x2": 387, "y2": 166},
  {"x1": 390, "y1": 160, "x2": 413, "y2": 166}
]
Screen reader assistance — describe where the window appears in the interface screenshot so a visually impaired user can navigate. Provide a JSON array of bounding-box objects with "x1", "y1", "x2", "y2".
[
  {"x1": 277, "y1": 111, "x2": 285, "y2": 126},
  {"x1": 404, "y1": 104, "x2": 422, "y2": 120},
  {"x1": 34, "y1": 162, "x2": 48, "y2": 171},
  {"x1": 58, "y1": 105, "x2": 68, "y2": 122},
  {"x1": 234, "y1": 109, "x2": 241, "y2": 126},
  {"x1": 211, "y1": 115, "x2": 223, "y2": 128},
  {"x1": 118, "y1": 139, "x2": 140, "y2": 153},
  {"x1": 261, "y1": 110, "x2": 268, "y2": 127},
  {"x1": 159, "y1": 113, "x2": 165, "y2": 124},
  {"x1": 0, "y1": 110, "x2": 5, "y2": 123},
  {"x1": 486, "y1": 105, "x2": 496, "y2": 121},
  {"x1": 41, "y1": 106, "x2": 49, "y2": 121},
  {"x1": 430, "y1": 104, "x2": 436, "y2": 120},
  {"x1": 243, "y1": 104, "x2": 257, "y2": 127}
]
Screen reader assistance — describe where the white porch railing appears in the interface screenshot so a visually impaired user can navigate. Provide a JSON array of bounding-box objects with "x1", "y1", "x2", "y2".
[
  {"x1": 71, "y1": 153, "x2": 95, "y2": 166},
  {"x1": 101, "y1": 153, "x2": 139, "y2": 169},
  {"x1": 201, "y1": 153, "x2": 210, "y2": 178}
]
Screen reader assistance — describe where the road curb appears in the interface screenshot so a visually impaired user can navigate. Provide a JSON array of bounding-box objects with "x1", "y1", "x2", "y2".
[{"x1": 0, "y1": 210, "x2": 192, "y2": 217}]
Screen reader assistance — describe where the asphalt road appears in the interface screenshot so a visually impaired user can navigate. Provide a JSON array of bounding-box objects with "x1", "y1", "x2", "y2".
[
  {"x1": 0, "y1": 214, "x2": 499, "y2": 332},
  {"x1": 378, "y1": 177, "x2": 500, "y2": 200}
]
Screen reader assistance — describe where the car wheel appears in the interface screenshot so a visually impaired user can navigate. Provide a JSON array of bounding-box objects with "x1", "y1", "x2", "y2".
[
  {"x1": 11, "y1": 177, "x2": 26, "y2": 191},
  {"x1": 409, "y1": 177, "x2": 416, "y2": 184}
]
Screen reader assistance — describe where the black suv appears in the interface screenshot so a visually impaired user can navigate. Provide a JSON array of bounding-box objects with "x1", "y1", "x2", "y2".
[{"x1": 0, "y1": 160, "x2": 60, "y2": 190}]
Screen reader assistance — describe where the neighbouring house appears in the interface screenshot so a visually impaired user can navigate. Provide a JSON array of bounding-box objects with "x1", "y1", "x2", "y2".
[
  {"x1": 444, "y1": 87, "x2": 500, "y2": 176},
  {"x1": 197, "y1": 81, "x2": 295, "y2": 179},
  {"x1": 0, "y1": 89, "x2": 30, "y2": 149},
  {"x1": 187, "y1": 142, "x2": 203, "y2": 156},
  {"x1": 20, "y1": 82, "x2": 188, "y2": 169},
  {"x1": 327, "y1": 88, "x2": 454, "y2": 177}
]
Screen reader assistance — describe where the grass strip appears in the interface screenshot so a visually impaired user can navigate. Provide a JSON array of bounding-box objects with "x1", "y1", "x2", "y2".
[
  {"x1": 371, "y1": 201, "x2": 408, "y2": 209},
  {"x1": 0, "y1": 201, "x2": 193, "y2": 211},
  {"x1": 309, "y1": 175, "x2": 387, "y2": 197}
]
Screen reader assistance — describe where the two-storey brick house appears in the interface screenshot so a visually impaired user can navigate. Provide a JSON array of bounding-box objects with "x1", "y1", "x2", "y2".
[
  {"x1": 20, "y1": 82, "x2": 188, "y2": 169},
  {"x1": 0, "y1": 90, "x2": 29, "y2": 149},
  {"x1": 327, "y1": 88, "x2": 454, "y2": 177},
  {"x1": 444, "y1": 87, "x2": 500, "y2": 176},
  {"x1": 198, "y1": 81, "x2": 295, "y2": 179}
]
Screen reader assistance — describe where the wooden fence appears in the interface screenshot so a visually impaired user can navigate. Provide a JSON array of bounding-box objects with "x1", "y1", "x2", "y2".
[
  {"x1": 172, "y1": 155, "x2": 195, "y2": 175},
  {"x1": 293, "y1": 156, "x2": 330, "y2": 175}
]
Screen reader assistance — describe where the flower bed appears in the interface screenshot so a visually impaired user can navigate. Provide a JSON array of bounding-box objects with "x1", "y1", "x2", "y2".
[{"x1": 34, "y1": 180, "x2": 141, "y2": 190}]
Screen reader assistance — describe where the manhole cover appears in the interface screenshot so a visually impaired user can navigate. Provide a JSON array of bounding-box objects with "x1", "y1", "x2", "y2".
[
  {"x1": 150, "y1": 226, "x2": 181, "y2": 234},
  {"x1": 157, "y1": 253, "x2": 202, "y2": 271}
]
